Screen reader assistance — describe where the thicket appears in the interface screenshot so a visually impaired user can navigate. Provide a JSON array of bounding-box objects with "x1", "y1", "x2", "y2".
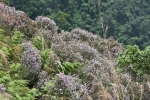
[
  {"x1": 0, "y1": 24, "x2": 150, "y2": 100},
  {"x1": 118, "y1": 45, "x2": 150, "y2": 81},
  {"x1": 0, "y1": 27, "x2": 84, "y2": 99}
]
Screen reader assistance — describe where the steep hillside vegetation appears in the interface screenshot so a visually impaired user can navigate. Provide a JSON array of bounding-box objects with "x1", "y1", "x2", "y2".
[{"x1": 0, "y1": 2, "x2": 150, "y2": 100}]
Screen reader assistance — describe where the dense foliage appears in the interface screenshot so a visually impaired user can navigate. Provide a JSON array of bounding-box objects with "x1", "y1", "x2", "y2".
[
  {"x1": 5, "y1": 0, "x2": 150, "y2": 49},
  {"x1": 0, "y1": 1, "x2": 150, "y2": 100},
  {"x1": 103, "y1": 0, "x2": 150, "y2": 49},
  {"x1": 118, "y1": 45, "x2": 150, "y2": 80}
]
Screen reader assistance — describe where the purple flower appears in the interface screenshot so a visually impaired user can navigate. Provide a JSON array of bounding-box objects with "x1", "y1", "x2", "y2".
[{"x1": 21, "y1": 42, "x2": 42, "y2": 81}]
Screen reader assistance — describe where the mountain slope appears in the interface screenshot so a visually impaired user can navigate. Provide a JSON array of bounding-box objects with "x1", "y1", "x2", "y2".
[{"x1": 0, "y1": 2, "x2": 150, "y2": 100}]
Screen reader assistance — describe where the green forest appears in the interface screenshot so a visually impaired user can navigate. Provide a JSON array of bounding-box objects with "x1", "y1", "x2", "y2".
[
  {"x1": 0, "y1": 0, "x2": 150, "y2": 100},
  {"x1": 5, "y1": 0, "x2": 150, "y2": 49}
]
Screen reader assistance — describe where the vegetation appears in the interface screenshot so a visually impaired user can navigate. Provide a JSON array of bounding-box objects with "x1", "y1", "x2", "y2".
[
  {"x1": 59, "y1": 61, "x2": 80, "y2": 74},
  {"x1": 118, "y1": 45, "x2": 150, "y2": 80},
  {"x1": 0, "y1": 29, "x2": 40, "y2": 99},
  {"x1": 0, "y1": 1, "x2": 150, "y2": 100}
]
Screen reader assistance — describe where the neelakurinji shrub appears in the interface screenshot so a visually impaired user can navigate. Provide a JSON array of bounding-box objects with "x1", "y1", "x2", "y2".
[{"x1": 21, "y1": 42, "x2": 42, "y2": 85}]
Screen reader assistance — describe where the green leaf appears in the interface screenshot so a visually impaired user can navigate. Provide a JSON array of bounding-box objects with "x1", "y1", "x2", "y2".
[{"x1": 0, "y1": 29, "x2": 6, "y2": 34}]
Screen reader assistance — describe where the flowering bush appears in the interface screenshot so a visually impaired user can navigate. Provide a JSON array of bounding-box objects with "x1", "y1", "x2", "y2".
[
  {"x1": 41, "y1": 73, "x2": 88, "y2": 99},
  {"x1": 35, "y1": 16, "x2": 57, "y2": 34},
  {"x1": 21, "y1": 42, "x2": 42, "y2": 83},
  {"x1": 0, "y1": 3, "x2": 36, "y2": 37}
]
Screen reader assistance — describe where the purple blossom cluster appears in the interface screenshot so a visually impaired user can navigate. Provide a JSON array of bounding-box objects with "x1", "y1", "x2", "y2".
[
  {"x1": 52, "y1": 32, "x2": 103, "y2": 62},
  {"x1": 35, "y1": 16, "x2": 57, "y2": 34},
  {"x1": 21, "y1": 42, "x2": 42, "y2": 81},
  {"x1": 55, "y1": 73, "x2": 88, "y2": 99},
  {"x1": 0, "y1": 84, "x2": 11, "y2": 99},
  {"x1": 36, "y1": 71, "x2": 49, "y2": 89},
  {"x1": 0, "y1": 84, "x2": 5, "y2": 93},
  {"x1": 0, "y1": 2, "x2": 35, "y2": 37},
  {"x1": 52, "y1": 28, "x2": 123, "y2": 63},
  {"x1": 75, "y1": 42, "x2": 102, "y2": 60},
  {"x1": 52, "y1": 34, "x2": 82, "y2": 62},
  {"x1": 71, "y1": 28, "x2": 97, "y2": 42}
]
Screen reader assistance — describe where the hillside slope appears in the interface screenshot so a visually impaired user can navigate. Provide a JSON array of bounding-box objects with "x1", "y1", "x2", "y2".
[{"x1": 0, "y1": 2, "x2": 150, "y2": 100}]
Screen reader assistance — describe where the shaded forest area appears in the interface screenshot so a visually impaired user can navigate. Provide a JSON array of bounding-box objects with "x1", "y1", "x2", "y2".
[{"x1": 5, "y1": 0, "x2": 150, "y2": 49}]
